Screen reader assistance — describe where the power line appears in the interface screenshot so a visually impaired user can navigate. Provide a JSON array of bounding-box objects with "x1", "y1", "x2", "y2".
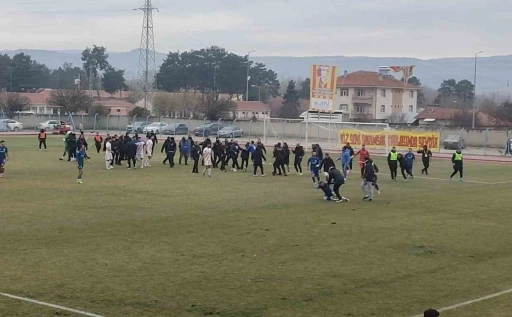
[{"x1": 0, "y1": 9, "x2": 134, "y2": 15}]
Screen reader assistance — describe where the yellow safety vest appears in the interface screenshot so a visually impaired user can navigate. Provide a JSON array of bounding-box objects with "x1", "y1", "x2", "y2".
[
  {"x1": 454, "y1": 153, "x2": 463, "y2": 161},
  {"x1": 389, "y1": 152, "x2": 398, "y2": 160}
]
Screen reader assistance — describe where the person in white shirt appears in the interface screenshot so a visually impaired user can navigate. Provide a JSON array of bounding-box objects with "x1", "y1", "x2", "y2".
[
  {"x1": 202, "y1": 143, "x2": 213, "y2": 177},
  {"x1": 104, "y1": 137, "x2": 113, "y2": 169},
  {"x1": 144, "y1": 136, "x2": 153, "y2": 167},
  {"x1": 135, "y1": 137, "x2": 145, "y2": 169}
]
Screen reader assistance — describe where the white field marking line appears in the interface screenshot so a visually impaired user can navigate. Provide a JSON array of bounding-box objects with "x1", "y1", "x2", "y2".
[
  {"x1": 0, "y1": 292, "x2": 105, "y2": 317},
  {"x1": 378, "y1": 173, "x2": 512, "y2": 185},
  {"x1": 410, "y1": 287, "x2": 512, "y2": 317}
]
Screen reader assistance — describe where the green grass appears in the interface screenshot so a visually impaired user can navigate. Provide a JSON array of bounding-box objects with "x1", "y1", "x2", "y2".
[{"x1": 1, "y1": 136, "x2": 512, "y2": 317}]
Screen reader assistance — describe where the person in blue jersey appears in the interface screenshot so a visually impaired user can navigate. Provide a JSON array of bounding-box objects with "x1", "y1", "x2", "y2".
[
  {"x1": 336, "y1": 146, "x2": 352, "y2": 179},
  {"x1": 307, "y1": 151, "x2": 321, "y2": 186},
  {"x1": 0, "y1": 140, "x2": 8, "y2": 178},
  {"x1": 240, "y1": 142, "x2": 251, "y2": 172},
  {"x1": 404, "y1": 148, "x2": 415, "y2": 181},
  {"x1": 316, "y1": 180, "x2": 334, "y2": 201},
  {"x1": 76, "y1": 144, "x2": 90, "y2": 184}
]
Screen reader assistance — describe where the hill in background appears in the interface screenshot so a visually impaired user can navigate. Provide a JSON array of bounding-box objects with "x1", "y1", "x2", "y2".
[{"x1": 1, "y1": 48, "x2": 511, "y2": 92}]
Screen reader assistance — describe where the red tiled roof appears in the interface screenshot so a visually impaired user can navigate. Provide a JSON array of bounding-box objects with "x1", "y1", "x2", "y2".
[
  {"x1": 337, "y1": 71, "x2": 418, "y2": 89},
  {"x1": 18, "y1": 89, "x2": 53, "y2": 105},
  {"x1": 95, "y1": 99, "x2": 135, "y2": 108},
  {"x1": 235, "y1": 101, "x2": 270, "y2": 112},
  {"x1": 415, "y1": 106, "x2": 507, "y2": 127},
  {"x1": 415, "y1": 107, "x2": 477, "y2": 120}
]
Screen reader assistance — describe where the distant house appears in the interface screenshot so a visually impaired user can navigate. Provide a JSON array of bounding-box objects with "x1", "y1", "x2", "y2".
[
  {"x1": 230, "y1": 101, "x2": 271, "y2": 120},
  {"x1": 19, "y1": 88, "x2": 135, "y2": 115},
  {"x1": 415, "y1": 106, "x2": 506, "y2": 127},
  {"x1": 336, "y1": 70, "x2": 420, "y2": 122}
]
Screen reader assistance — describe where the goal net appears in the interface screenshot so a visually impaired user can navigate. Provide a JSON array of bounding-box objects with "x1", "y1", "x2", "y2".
[{"x1": 260, "y1": 117, "x2": 391, "y2": 153}]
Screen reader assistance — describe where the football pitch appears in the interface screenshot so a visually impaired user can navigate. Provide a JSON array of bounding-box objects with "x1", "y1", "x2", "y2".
[{"x1": 1, "y1": 135, "x2": 512, "y2": 317}]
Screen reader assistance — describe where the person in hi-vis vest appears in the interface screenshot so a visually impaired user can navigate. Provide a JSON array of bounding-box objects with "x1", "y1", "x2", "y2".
[
  {"x1": 387, "y1": 146, "x2": 399, "y2": 180},
  {"x1": 94, "y1": 132, "x2": 103, "y2": 154},
  {"x1": 38, "y1": 129, "x2": 47, "y2": 151},
  {"x1": 450, "y1": 149, "x2": 463, "y2": 181}
]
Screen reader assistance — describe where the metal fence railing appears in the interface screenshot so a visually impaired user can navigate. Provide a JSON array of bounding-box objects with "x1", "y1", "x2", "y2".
[{"x1": 4, "y1": 114, "x2": 512, "y2": 156}]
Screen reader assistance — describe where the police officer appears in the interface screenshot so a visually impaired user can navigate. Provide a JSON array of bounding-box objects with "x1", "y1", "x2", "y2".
[
  {"x1": 387, "y1": 146, "x2": 398, "y2": 180},
  {"x1": 449, "y1": 149, "x2": 463, "y2": 181}
]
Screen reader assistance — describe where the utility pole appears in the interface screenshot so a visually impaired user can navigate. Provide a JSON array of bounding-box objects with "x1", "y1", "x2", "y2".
[
  {"x1": 472, "y1": 50, "x2": 483, "y2": 129},
  {"x1": 246, "y1": 50, "x2": 255, "y2": 101},
  {"x1": 135, "y1": 0, "x2": 158, "y2": 111}
]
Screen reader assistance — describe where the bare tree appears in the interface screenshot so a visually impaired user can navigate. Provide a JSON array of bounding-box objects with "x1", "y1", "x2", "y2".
[
  {"x1": 387, "y1": 112, "x2": 408, "y2": 124},
  {"x1": 0, "y1": 92, "x2": 31, "y2": 118},
  {"x1": 450, "y1": 109, "x2": 475, "y2": 128},
  {"x1": 197, "y1": 93, "x2": 235, "y2": 120},
  {"x1": 47, "y1": 89, "x2": 92, "y2": 113}
]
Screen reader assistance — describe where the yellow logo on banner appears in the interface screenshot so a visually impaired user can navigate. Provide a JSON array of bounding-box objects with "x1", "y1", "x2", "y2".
[
  {"x1": 310, "y1": 65, "x2": 337, "y2": 113},
  {"x1": 339, "y1": 129, "x2": 440, "y2": 151}
]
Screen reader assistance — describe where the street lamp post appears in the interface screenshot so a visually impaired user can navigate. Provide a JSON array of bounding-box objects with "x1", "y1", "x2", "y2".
[
  {"x1": 472, "y1": 50, "x2": 483, "y2": 129},
  {"x1": 251, "y1": 85, "x2": 261, "y2": 101},
  {"x1": 246, "y1": 50, "x2": 256, "y2": 101}
]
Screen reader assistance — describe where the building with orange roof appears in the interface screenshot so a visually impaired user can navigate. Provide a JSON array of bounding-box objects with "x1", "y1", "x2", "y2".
[{"x1": 336, "y1": 70, "x2": 420, "y2": 121}]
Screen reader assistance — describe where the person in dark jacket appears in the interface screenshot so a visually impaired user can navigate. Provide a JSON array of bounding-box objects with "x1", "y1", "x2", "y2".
[
  {"x1": 423, "y1": 308, "x2": 439, "y2": 317},
  {"x1": 190, "y1": 141, "x2": 201, "y2": 173},
  {"x1": 397, "y1": 153, "x2": 407, "y2": 180},
  {"x1": 219, "y1": 143, "x2": 227, "y2": 172},
  {"x1": 272, "y1": 143, "x2": 286, "y2": 176},
  {"x1": 150, "y1": 131, "x2": 157, "y2": 152},
  {"x1": 116, "y1": 135, "x2": 126, "y2": 165},
  {"x1": 77, "y1": 134, "x2": 88, "y2": 151},
  {"x1": 224, "y1": 139, "x2": 232, "y2": 167},
  {"x1": 67, "y1": 133, "x2": 77, "y2": 162},
  {"x1": 212, "y1": 138, "x2": 220, "y2": 168},
  {"x1": 240, "y1": 142, "x2": 251, "y2": 172},
  {"x1": 361, "y1": 156, "x2": 376, "y2": 201},
  {"x1": 327, "y1": 166, "x2": 349, "y2": 202},
  {"x1": 162, "y1": 137, "x2": 171, "y2": 165},
  {"x1": 345, "y1": 142, "x2": 355, "y2": 171},
  {"x1": 102, "y1": 133, "x2": 110, "y2": 152},
  {"x1": 292, "y1": 143, "x2": 305, "y2": 175},
  {"x1": 230, "y1": 140, "x2": 241, "y2": 171},
  {"x1": 315, "y1": 144, "x2": 324, "y2": 161},
  {"x1": 165, "y1": 137, "x2": 177, "y2": 167},
  {"x1": 110, "y1": 135, "x2": 118, "y2": 167},
  {"x1": 320, "y1": 153, "x2": 335, "y2": 172},
  {"x1": 256, "y1": 138, "x2": 266, "y2": 154},
  {"x1": 179, "y1": 136, "x2": 190, "y2": 165},
  {"x1": 252, "y1": 143, "x2": 266, "y2": 176},
  {"x1": 417, "y1": 145, "x2": 433, "y2": 175},
  {"x1": 283, "y1": 142, "x2": 291, "y2": 173},
  {"x1": 125, "y1": 137, "x2": 137, "y2": 169}
]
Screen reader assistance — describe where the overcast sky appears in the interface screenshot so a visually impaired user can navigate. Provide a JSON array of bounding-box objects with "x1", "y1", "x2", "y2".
[{"x1": 0, "y1": 0, "x2": 509, "y2": 58}]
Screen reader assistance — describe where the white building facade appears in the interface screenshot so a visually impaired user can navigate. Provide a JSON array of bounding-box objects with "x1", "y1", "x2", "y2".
[{"x1": 335, "y1": 71, "x2": 419, "y2": 122}]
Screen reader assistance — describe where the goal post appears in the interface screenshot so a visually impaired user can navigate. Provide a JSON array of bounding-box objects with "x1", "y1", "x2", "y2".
[{"x1": 260, "y1": 116, "x2": 392, "y2": 154}]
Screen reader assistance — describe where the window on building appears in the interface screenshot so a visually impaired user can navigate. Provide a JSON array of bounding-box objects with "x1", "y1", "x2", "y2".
[
  {"x1": 380, "y1": 105, "x2": 385, "y2": 113},
  {"x1": 356, "y1": 105, "x2": 364, "y2": 113},
  {"x1": 116, "y1": 109, "x2": 120, "y2": 113},
  {"x1": 340, "y1": 104, "x2": 348, "y2": 112},
  {"x1": 381, "y1": 89, "x2": 386, "y2": 97},
  {"x1": 357, "y1": 89, "x2": 365, "y2": 97},
  {"x1": 340, "y1": 89, "x2": 349, "y2": 96},
  {"x1": 409, "y1": 105, "x2": 413, "y2": 113},
  {"x1": 409, "y1": 91, "x2": 414, "y2": 98}
]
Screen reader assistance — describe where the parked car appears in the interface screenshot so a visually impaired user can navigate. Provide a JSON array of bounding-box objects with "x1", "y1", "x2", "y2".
[
  {"x1": 443, "y1": 135, "x2": 466, "y2": 150},
  {"x1": 162, "y1": 123, "x2": 189, "y2": 135},
  {"x1": 38, "y1": 120, "x2": 63, "y2": 131},
  {"x1": 126, "y1": 121, "x2": 149, "y2": 133},
  {"x1": 0, "y1": 119, "x2": 23, "y2": 131},
  {"x1": 142, "y1": 122, "x2": 168, "y2": 134},
  {"x1": 52, "y1": 121, "x2": 72, "y2": 135},
  {"x1": 217, "y1": 126, "x2": 243, "y2": 138},
  {"x1": 193, "y1": 123, "x2": 224, "y2": 136}
]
